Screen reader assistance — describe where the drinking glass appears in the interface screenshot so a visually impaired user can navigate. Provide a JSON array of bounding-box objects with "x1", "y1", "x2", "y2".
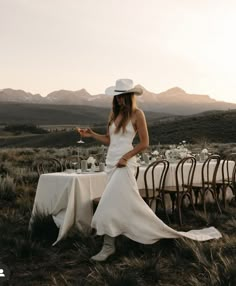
[
  {"x1": 77, "y1": 127, "x2": 85, "y2": 144},
  {"x1": 71, "y1": 160, "x2": 79, "y2": 170}
]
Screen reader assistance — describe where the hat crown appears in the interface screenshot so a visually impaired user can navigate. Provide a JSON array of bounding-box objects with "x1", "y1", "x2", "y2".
[
  {"x1": 115, "y1": 79, "x2": 134, "y2": 92},
  {"x1": 105, "y1": 78, "x2": 142, "y2": 96}
]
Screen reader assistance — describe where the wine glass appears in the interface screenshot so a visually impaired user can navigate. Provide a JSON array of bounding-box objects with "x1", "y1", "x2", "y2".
[
  {"x1": 77, "y1": 127, "x2": 85, "y2": 144},
  {"x1": 71, "y1": 160, "x2": 79, "y2": 170}
]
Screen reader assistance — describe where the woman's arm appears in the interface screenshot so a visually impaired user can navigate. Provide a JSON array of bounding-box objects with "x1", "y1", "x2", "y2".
[
  {"x1": 116, "y1": 109, "x2": 149, "y2": 167},
  {"x1": 77, "y1": 127, "x2": 110, "y2": 145}
]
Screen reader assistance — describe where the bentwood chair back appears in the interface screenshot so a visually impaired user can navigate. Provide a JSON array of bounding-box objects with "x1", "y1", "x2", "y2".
[
  {"x1": 217, "y1": 153, "x2": 236, "y2": 207},
  {"x1": 37, "y1": 158, "x2": 63, "y2": 176},
  {"x1": 201, "y1": 154, "x2": 221, "y2": 190},
  {"x1": 163, "y1": 156, "x2": 196, "y2": 225},
  {"x1": 141, "y1": 161, "x2": 159, "y2": 204},
  {"x1": 193, "y1": 154, "x2": 221, "y2": 216},
  {"x1": 135, "y1": 165, "x2": 140, "y2": 180},
  {"x1": 139, "y1": 159, "x2": 170, "y2": 222},
  {"x1": 228, "y1": 153, "x2": 236, "y2": 197},
  {"x1": 233, "y1": 161, "x2": 236, "y2": 200}
]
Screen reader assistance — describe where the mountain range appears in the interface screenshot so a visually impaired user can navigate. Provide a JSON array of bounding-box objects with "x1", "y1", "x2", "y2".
[{"x1": 0, "y1": 86, "x2": 235, "y2": 115}]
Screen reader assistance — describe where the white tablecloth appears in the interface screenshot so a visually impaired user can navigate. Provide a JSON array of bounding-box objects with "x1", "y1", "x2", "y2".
[
  {"x1": 137, "y1": 161, "x2": 234, "y2": 188},
  {"x1": 138, "y1": 160, "x2": 235, "y2": 207},
  {"x1": 30, "y1": 171, "x2": 108, "y2": 245},
  {"x1": 30, "y1": 161, "x2": 234, "y2": 245}
]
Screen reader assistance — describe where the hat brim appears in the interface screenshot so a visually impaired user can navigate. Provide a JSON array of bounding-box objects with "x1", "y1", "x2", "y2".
[{"x1": 105, "y1": 86, "x2": 143, "y2": 96}]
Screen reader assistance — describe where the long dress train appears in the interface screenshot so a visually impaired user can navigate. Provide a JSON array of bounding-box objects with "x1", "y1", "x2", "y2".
[{"x1": 91, "y1": 121, "x2": 221, "y2": 243}]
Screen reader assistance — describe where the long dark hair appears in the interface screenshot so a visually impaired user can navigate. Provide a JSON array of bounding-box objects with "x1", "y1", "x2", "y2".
[{"x1": 108, "y1": 93, "x2": 137, "y2": 133}]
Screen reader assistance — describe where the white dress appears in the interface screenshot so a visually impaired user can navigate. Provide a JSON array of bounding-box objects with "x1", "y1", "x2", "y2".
[{"x1": 91, "y1": 121, "x2": 222, "y2": 243}]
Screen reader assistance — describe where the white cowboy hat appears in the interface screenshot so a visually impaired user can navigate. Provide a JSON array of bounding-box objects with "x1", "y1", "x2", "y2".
[{"x1": 105, "y1": 79, "x2": 143, "y2": 96}]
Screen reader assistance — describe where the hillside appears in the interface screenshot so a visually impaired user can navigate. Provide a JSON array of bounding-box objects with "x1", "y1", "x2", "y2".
[
  {"x1": 0, "y1": 102, "x2": 174, "y2": 126},
  {"x1": 149, "y1": 109, "x2": 236, "y2": 144},
  {"x1": 0, "y1": 102, "x2": 109, "y2": 125},
  {"x1": 0, "y1": 110, "x2": 235, "y2": 147}
]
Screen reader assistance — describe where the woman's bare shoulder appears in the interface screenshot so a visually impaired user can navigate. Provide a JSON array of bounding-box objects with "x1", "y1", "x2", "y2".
[{"x1": 134, "y1": 108, "x2": 145, "y2": 119}]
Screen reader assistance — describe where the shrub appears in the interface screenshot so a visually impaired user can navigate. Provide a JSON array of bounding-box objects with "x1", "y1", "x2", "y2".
[{"x1": 4, "y1": 124, "x2": 48, "y2": 134}]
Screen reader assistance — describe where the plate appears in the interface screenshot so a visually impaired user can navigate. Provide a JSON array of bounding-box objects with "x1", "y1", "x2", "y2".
[
  {"x1": 65, "y1": 169, "x2": 75, "y2": 174},
  {"x1": 76, "y1": 169, "x2": 103, "y2": 174},
  {"x1": 80, "y1": 169, "x2": 94, "y2": 174}
]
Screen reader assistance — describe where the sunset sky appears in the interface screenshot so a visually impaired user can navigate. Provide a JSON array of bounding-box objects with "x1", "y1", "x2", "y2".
[{"x1": 1, "y1": 0, "x2": 236, "y2": 103}]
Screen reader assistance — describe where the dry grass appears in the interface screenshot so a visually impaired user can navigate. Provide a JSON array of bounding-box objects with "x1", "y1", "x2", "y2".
[{"x1": 0, "y1": 146, "x2": 235, "y2": 285}]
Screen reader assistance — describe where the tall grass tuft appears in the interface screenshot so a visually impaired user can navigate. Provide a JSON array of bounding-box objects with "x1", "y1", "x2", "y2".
[
  {"x1": 10, "y1": 237, "x2": 45, "y2": 260},
  {"x1": 12, "y1": 167, "x2": 39, "y2": 186},
  {"x1": 15, "y1": 194, "x2": 34, "y2": 217},
  {"x1": 57, "y1": 227, "x2": 98, "y2": 258},
  {"x1": 118, "y1": 255, "x2": 160, "y2": 284},
  {"x1": 30, "y1": 210, "x2": 59, "y2": 245},
  {"x1": 0, "y1": 174, "x2": 17, "y2": 201},
  {"x1": 188, "y1": 250, "x2": 236, "y2": 286},
  {"x1": 87, "y1": 264, "x2": 139, "y2": 286}
]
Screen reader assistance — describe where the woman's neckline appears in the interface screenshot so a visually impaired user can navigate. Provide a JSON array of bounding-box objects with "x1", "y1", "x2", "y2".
[
  {"x1": 113, "y1": 109, "x2": 139, "y2": 129},
  {"x1": 112, "y1": 120, "x2": 136, "y2": 132}
]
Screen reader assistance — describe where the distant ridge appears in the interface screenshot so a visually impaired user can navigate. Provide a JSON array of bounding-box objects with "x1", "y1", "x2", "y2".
[
  {"x1": 0, "y1": 102, "x2": 172, "y2": 126},
  {"x1": 0, "y1": 86, "x2": 235, "y2": 115},
  {"x1": 1, "y1": 109, "x2": 235, "y2": 147}
]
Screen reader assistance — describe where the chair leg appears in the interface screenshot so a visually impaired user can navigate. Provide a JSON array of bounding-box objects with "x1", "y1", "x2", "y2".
[
  {"x1": 216, "y1": 184, "x2": 221, "y2": 200},
  {"x1": 222, "y1": 185, "x2": 227, "y2": 208},
  {"x1": 178, "y1": 192, "x2": 194, "y2": 226},
  {"x1": 189, "y1": 193, "x2": 196, "y2": 214},
  {"x1": 229, "y1": 185, "x2": 236, "y2": 203},
  {"x1": 193, "y1": 188, "x2": 200, "y2": 206},
  {"x1": 202, "y1": 188, "x2": 222, "y2": 217},
  {"x1": 154, "y1": 196, "x2": 170, "y2": 224},
  {"x1": 158, "y1": 192, "x2": 170, "y2": 224},
  {"x1": 212, "y1": 189, "x2": 222, "y2": 214},
  {"x1": 202, "y1": 191, "x2": 207, "y2": 217},
  {"x1": 222, "y1": 185, "x2": 235, "y2": 207},
  {"x1": 233, "y1": 184, "x2": 236, "y2": 201},
  {"x1": 177, "y1": 197, "x2": 182, "y2": 226},
  {"x1": 169, "y1": 193, "x2": 176, "y2": 214}
]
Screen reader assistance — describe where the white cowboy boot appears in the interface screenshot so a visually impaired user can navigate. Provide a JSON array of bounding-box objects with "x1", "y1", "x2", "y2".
[{"x1": 91, "y1": 235, "x2": 115, "y2": 262}]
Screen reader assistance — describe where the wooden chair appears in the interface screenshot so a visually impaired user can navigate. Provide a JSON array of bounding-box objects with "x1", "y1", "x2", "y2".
[
  {"x1": 139, "y1": 159, "x2": 170, "y2": 222},
  {"x1": 233, "y1": 160, "x2": 236, "y2": 201},
  {"x1": 135, "y1": 165, "x2": 140, "y2": 181},
  {"x1": 163, "y1": 156, "x2": 196, "y2": 225},
  {"x1": 192, "y1": 154, "x2": 221, "y2": 216},
  {"x1": 216, "y1": 154, "x2": 236, "y2": 207},
  {"x1": 228, "y1": 153, "x2": 236, "y2": 201},
  {"x1": 92, "y1": 165, "x2": 140, "y2": 213},
  {"x1": 37, "y1": 158, "x2": 63, "y2": 176}
]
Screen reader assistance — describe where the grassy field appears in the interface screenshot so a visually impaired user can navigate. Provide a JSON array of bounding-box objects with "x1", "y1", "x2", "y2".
[{"x1": 0, "y1": 147, "x2": 235, "y2": 285}]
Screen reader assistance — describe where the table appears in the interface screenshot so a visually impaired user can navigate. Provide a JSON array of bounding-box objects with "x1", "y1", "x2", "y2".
[
  {"x1": 137, "y1": 160, "x2": 235, "y2": 188},
  {"x1": 30, "y1": 161, "x2": 234, "y2": 245},
  {"x1": 30, "y1": 171, "x2": 108, "y2": 245},
  {"x1": 138, "y1": 160, "x2": 235, "y2": 206}
]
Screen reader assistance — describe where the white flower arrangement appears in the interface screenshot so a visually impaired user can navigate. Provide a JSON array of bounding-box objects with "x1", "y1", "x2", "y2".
[
  {"x1": 151, "y1": 150, "x2": 159, "y2": 156},
  {"x1": 87, "y1": 156, "x2": 96, "y2": 165},
  {"x1": 165, "y1": 141, "x2": 190, "y2": 161}
]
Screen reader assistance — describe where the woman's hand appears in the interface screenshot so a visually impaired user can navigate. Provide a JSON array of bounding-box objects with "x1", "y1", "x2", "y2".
[
  {"x1": 77, "y1": 127, "x2": 93, "y2": 138},
  {"x1": 116, "y1": 157, "x2": 128, "y2": 168}
]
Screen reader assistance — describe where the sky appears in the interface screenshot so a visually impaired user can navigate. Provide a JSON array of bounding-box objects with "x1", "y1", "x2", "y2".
[{"x1": 1, "y1": 0, "x2": 236, "y2": 103}]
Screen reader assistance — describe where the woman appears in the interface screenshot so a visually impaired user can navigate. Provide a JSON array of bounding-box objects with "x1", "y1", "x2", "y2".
[{"x1": 78, "y1": 79, "x2": 221, "y2": 262}]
